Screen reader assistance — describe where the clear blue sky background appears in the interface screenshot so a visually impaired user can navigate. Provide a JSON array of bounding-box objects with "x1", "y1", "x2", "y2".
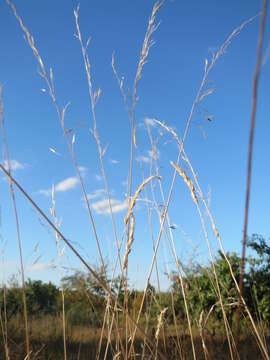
[{"x1": 0, "y1": 0, "x2": 269, "y2": 290}]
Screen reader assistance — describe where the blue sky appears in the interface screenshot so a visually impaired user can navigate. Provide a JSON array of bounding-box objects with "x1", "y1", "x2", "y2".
[{"x1": 0, "y1": 0, "x2": 269, "y2": 290}]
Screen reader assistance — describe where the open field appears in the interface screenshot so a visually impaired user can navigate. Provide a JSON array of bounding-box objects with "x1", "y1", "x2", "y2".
[{"x1": 1, "y1": 314, "x2": 270, "y2": 359}]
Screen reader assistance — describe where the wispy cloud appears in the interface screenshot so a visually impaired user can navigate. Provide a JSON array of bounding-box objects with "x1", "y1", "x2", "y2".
[
  {"x1": 0, "y1": 260, "x2": 17, "y2": 270},
  {"x1": 3, "y1": 159, "x2": 24, "y2": 171},
  {"x1": 95, "y1": 174, "x2": 103, "y2": 182},
  {"x1": 87, "y1": 188, "x2": 106, "y2": 200},
  {"x1": 39, "y1": 176, "x2": 79, "y2": 197},
  {"x1": 55, "y1": 177, "x2": 79, "y2": 192},
  {"x1": 136, "y1": 155, "x2": 151, "y2": 164},
  {"x1": 92, "y1": 198, "x2": 128, "y2": 215},
  {"x1": 110, "y1": 159, "x2": 119, "y2": 165},
  {"x1": 0, "y1": 260, "x2": 55, "y2": 273},
  {"x1": 26, "y1": 261, "x2": 56, "y2": 273},
  {"x1": 136, "y1": 150, "x2": 159, "y2": 164},
  {"x1": 78, "y1": 166, "x2": 87, "y2": 174},
  {"x1": 38, "y1": 189, "x2": 52, "y2": 197}
]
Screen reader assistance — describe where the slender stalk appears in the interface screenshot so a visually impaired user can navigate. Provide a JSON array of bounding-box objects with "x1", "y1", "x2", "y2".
[
  {"x1": 238, "y1": 0, "x2": 267, "y2": 343},
  {"x1": 0, "y1": 85, "x2": 30, "y2": 359},
  {"x1": 74, "y1": 10, "x2": 127, "y2": 357},
  {"x1": 0, "y1": 306, "x2": 9, "y2": 360},
  {"x1": 146, "y1": 123, "x2": 183, "y2": 358},
  {"x1": 0, "y1": 212, "x2": 9, "y2": 360},
  {"x1": 74, "y1": 5, "x2": 122, "y2": 281},
  {"x1": 126, "y1": 4, "x2": 163, "y2": 356},
  {"x1": 50, "y1": 186, "x2": 67, "y2": 360}
]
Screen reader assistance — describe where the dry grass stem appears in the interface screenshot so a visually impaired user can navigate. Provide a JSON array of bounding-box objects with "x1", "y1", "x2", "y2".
[
  {"x1": 124, "y1": 175, "x2": 157, "y2": 225},
  {"x1": 50, "y1": 186, "x2": 67, "y2": 360},
  {"x1": 111, "y1": 6, "x2": 164, "y2": 353},
  {"x1": 238, "y1": 0, "x2": 268, "y2": 341},
  {"x1": 170, "y1": 161, "x2": 198, "y2": 205},
  {"x1": 127, "y1": 0, "x2": 163, "y2": 212},
  {"x1": 123, "y1": 215, "x2": 135, "y2": 270},
  {"x1": 155, "y1": 308, "x2": 167, "y2": 341},
  {"x1": 74, "y1": 5, "x2": 123, "y2": 288},
  {"x1": 198, "y1": 311, "x2": 209, "y2": 360},
  {"x1": 0, "y1": 85, "x2": 30, "y2": 360}
]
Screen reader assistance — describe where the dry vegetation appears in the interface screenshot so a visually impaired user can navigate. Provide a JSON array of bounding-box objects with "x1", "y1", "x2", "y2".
[{"x1": 0, "y1": 1, "x2": 269, "y2": 359}]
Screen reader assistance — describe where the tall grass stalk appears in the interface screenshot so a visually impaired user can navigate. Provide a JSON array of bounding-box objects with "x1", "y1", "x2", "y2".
[
  {"x1": 145, "y1": 121, "x2": 184, "y2": 358},
  {"x1": 74, "y1": 5, "x2": 122, "y2": 282},
  {"x1": 50, "y1": 186, "x2": 67, "y2": 360},
  {"x1": 0, "y1": 300, "x2": 9, "y2": 360},
  {"x1": 0, "y1": 85, "x2": 30, "y2": 359},
  {"x1": 0, "y1": 209, "x2": 9, "y2": 360},
  {"x1": 111, "y1": 2, "x2": 164, "y2": 353},
  {"x1": 124, "y1": 2, "x2": 164, "y2": 356},
  {"x1": 238, "y1": 0, "x2": 268, "y2": 343}
]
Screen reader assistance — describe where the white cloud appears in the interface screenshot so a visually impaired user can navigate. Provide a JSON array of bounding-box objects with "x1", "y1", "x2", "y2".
[
  {"x1": 55, "y1": 177, "x2": 79, "y2": 192},
  {"x1": 136, "y1": 149, "x2": 160, "y2": 164},
  {"x1": 92, "y1": 198, "x2": 128, "y2": 215},
  {"x1": 39, "y1": 176, "x2": 79, "y2": 197},
  {"x1": 0, "y1": 260, "x2": 55, "y2": 273},
  {"x1": 26, "y1": 261, "x2": 56, "y2": 273},
  {"x1": 136, "y1": 155, "x2": 151, "y2": 164},
  {"x1": 0, "y1": 260, "x2": 17, "y2": 270},
  {"x1": 95, "y1": 174, "x2": 102, "y2": 181},
  {"x1": 87, "y1": 188, "x2": 106, "y2": 200},
  {"x1": 110, "y1": 159, "x2": 119, "y2": 165},
  {"x1": 38, "y1": 189, "x2": 51, "y2": 197},
  {"x1": 78, "y1": 166, "x2": 87, "y2": 174},
  {"x1": 3, "y1": 159, "x2": 24, "y2": 171}
]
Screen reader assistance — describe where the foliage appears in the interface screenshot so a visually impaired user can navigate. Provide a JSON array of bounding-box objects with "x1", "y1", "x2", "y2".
[
  {"x1": 170, "y1": 236, "x2": 270, "y2": 328},
  {"x1": 1, "y1": 234, "x2": 270, "y2": 330},
  {"x1": 247, "y1": 234, "x2": 270, "y2": 324},
  {"x1": 25, "y1": 279, "x2": 58, "y2": 315}
]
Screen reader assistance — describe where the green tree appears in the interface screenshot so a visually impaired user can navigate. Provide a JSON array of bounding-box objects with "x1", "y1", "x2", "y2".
[
  {"x1": 171, "y1": 251, "x2": 243, "y2": 328},
  {"x1": 62, "y1": 269, "x2": 107, "y2": 326},
  {"x1": 25, "y1": 280, "x2": 59, "y2": 315},
  {"x1": 247, "y1": 234, "x2": 270, "y2": 324}
]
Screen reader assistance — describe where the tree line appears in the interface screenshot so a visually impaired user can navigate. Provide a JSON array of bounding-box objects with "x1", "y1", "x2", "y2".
[{"x1": 1, "y1": 234, "x2": 269, "y2": 329}]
